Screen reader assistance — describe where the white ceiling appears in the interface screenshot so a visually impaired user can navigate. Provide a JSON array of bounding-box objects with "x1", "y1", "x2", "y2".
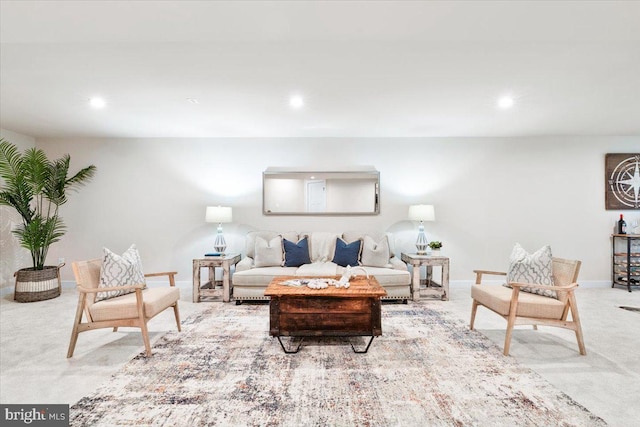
[{"x1": 1, "y1": 0, "x2": 639, "y2": 138}]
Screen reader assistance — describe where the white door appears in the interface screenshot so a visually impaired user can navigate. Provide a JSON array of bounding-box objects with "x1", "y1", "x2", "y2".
[{"x1": 306, "y1": 180, "x2": 326, "y2": 212}]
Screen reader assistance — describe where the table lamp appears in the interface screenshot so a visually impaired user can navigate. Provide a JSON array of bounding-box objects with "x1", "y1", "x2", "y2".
[
  {"x1": 408, "y1": 204, "x2": 435, "y2": 255},
  {"x1": 205, "y1": 206, "x2": 232, "y2": 255}
]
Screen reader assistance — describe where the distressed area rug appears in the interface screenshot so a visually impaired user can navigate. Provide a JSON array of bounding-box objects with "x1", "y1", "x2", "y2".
[{"x1": 71, "y1": 303, "x2": 605, "y2": 427}]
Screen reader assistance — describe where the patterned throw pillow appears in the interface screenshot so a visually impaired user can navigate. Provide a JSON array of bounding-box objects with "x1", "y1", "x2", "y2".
[
  {"x1": 360, "y1": 235, "x2": 391, "y2": 267},
  {"x1": 506, "y1": 243, "x2": 556, "y2": 299},
  {"x1": 96, "y1": 244, "x2": 146, "y2": 301},
  {"x1": 283, "y1": 237, "x2": 312, "y2": 267},
  {"x1": 332, "y1": 238, "x2": 362, "y2": 267},
  {"x1": 254, "y1": 236, "x2": 283, "y2": 267}
]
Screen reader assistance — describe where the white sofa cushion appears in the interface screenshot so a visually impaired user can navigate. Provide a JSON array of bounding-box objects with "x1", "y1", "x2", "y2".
[
  {"x1": 233, "y1": 266, "x2": 299, "y2": 286},
  {"x1": 296, "y1": 262, "x2": 339, "y2": 276},
  {"x1": 336, "y1": 265, "x2": 411, "y2": 286}
]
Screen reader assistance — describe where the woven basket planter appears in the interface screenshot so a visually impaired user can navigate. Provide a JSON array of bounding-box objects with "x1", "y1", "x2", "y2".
[{"x1": 14, "y1": 265, "x2": 63, "y2": 303}]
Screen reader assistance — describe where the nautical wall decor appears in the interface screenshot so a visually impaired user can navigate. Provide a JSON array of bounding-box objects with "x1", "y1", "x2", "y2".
[{"x1": 605, "y1": 153, "x2": 640, "y2": 210}]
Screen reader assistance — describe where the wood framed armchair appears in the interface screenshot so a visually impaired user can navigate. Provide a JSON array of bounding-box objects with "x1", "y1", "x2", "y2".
[
  {"x1": 67, "y1": 259, "x2": 181, "y2": 358},
  {"x1": 470, "y1": 257, "x2": 585, "y2": 356}
]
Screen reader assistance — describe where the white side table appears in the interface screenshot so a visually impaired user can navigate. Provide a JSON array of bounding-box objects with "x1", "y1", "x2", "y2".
[
  {"x1": 192, "y1": 254, "x2": 241, "y2": 302},
  {"x1": 400, "y1": 253, "x2": 450, "y2": 301}
]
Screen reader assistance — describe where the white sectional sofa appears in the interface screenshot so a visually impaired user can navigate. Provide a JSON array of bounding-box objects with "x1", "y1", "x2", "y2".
[{"x1": 232, "y1": 230, "x2": 411, "y2": 303}]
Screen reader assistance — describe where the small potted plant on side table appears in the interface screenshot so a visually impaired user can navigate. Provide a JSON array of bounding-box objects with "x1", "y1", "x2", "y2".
[{"x1": 428, "y1": 241, "x2": 443, "y2": 255}]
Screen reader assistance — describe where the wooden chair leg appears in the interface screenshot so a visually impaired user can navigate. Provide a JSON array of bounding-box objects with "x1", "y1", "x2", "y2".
[
  {"x1": 140, "y1": 320, "x2": 152, "y2": 357},
  {"x1": 67, "y1": 292, "x2": 86, "y2": 358},
  {"x1": 504, "y1": 290, "x2": 520, "y2": 356},
  {"x1": 173, "y1": 303, "x2": 182, "y2": 332},
  {"x1": 504, "y1": 317, "x2": 516, "y2": 356},
  {"x1": 113, "y1": 327, "x2": 118, "y2": 332},
  {"x1": 135, "y1": 289, "x2": 152, "y2": 357},
  {"x1": 533, "y1": 325, "x2": 538, "y2": 330},
  {"x1": 470, "y1": 300, "x2": 479, "y2": 330},
  {"x1": 568, "y1": 293, "x2": 587, "y2": 355}
]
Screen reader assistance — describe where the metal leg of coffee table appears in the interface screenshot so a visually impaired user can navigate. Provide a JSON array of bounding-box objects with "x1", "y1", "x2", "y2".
[
  {"x1": 350, "y1": 336, "x2": 375, "y2": 354},
  {"x1": 277, "y1": 336, "x2": 304, "y2": 354}
]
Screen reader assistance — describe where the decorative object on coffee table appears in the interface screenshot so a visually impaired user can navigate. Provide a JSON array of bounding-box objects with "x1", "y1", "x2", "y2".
[
  {"x1": 0, "y1": 139, "x2": 96, "y2": 302},
  {"x1": 605, "y1": 153, "x2": 640, "y2": 210},
  {"x1": 408, "y1": 204, "x2": 435, "y2": 254},
  {"x1": 205, "y1": 206, "x2": 232, "y2": 254}
]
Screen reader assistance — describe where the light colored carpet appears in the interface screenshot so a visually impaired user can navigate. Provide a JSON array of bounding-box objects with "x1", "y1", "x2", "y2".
[{"x1": 70, "y1": 303, "x2": 605, "y2": 427}]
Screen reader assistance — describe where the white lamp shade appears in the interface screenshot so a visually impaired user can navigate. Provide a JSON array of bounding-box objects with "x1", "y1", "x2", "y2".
[
  {"x1": 408, "y1": 204, "x2": 435, "y2": 221},
  {"x1": 205, "y1": 206, "x2": 232, "y2": 223}
]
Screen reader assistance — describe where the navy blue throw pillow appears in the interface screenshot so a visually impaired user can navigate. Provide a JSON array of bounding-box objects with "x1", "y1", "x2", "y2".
[
  {"x1": 283, "y1": 237, "x2": 311, "y2": 267},
  {"x1": 332, "y1": 238, "x2": 361, "y2": 267}
]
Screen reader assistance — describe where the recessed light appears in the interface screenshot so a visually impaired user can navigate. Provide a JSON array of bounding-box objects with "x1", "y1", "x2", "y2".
[
  {"x1": 290, "y1": 95, "x2": 304, "y2": 109},
  {"x1": 89, "y1": 97, "x2": 106, "y2": 109},
  {"x1": 497, "y1": 96, "x2": 514, "y2": 109}
]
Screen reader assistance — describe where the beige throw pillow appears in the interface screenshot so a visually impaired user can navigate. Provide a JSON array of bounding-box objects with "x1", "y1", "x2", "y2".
[
  {"x1": 361, "y1": 235, "x2": 391, "y2": 268},
  {"x1": 254, "y1": 236, "x2": 284, "y2": 267}
]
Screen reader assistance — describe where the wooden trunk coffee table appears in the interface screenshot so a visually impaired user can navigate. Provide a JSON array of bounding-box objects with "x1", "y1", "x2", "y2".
[{"x1": 264, "y1": 275, "x2": 387, "y2": 354}]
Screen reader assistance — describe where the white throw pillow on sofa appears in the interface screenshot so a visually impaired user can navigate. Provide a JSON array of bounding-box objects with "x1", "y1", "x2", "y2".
[
  {"x1": 361, "y1": 235, "x2": 391, "y2": 268},
  {"x1": 254, "y1": 236, "x2": 284, "y2": 267}
]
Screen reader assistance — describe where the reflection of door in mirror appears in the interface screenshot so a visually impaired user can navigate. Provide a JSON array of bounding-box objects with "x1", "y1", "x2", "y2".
[
  {"x1": 305, "y1": 180, "x2": 326, "y2": 212},
  {"x1": 263, "y1": 168, "x2": 380, "y2": 215}
]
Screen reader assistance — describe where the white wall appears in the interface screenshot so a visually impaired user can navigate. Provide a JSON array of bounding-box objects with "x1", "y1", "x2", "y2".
[
  {"x1": 3, "y1": 136, "x2": 639, "y2": 288},
  {"x1": 0, "y1": 129, "x2": 36, "y2": 288}
]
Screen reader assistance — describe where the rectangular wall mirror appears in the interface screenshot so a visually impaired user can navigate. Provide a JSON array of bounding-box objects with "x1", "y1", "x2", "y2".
[{"x1": 263, "y1": 168, "x2": 380, "y2": 215}]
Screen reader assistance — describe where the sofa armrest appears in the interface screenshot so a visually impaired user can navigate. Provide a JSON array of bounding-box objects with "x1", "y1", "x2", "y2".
[
  {"x1": 389, "y1": 256, "x2": 408, "y2": 271},
  {"x1": 236, "y1": 256, "x2": 254, "y2": 272}
]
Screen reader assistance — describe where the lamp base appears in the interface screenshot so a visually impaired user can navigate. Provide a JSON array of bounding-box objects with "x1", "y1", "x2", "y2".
[
  {"x1": 214, "y1": 224, "x2": 227, "y2": 255},
  {"x1": 415, "y1": 223, "x2": 428, "y2": 255}
]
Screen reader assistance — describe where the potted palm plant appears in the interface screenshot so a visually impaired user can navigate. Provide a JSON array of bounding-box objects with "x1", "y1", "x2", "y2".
[{"x1": 0, "y1": 139, "x2": 96, "y2": 302}]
